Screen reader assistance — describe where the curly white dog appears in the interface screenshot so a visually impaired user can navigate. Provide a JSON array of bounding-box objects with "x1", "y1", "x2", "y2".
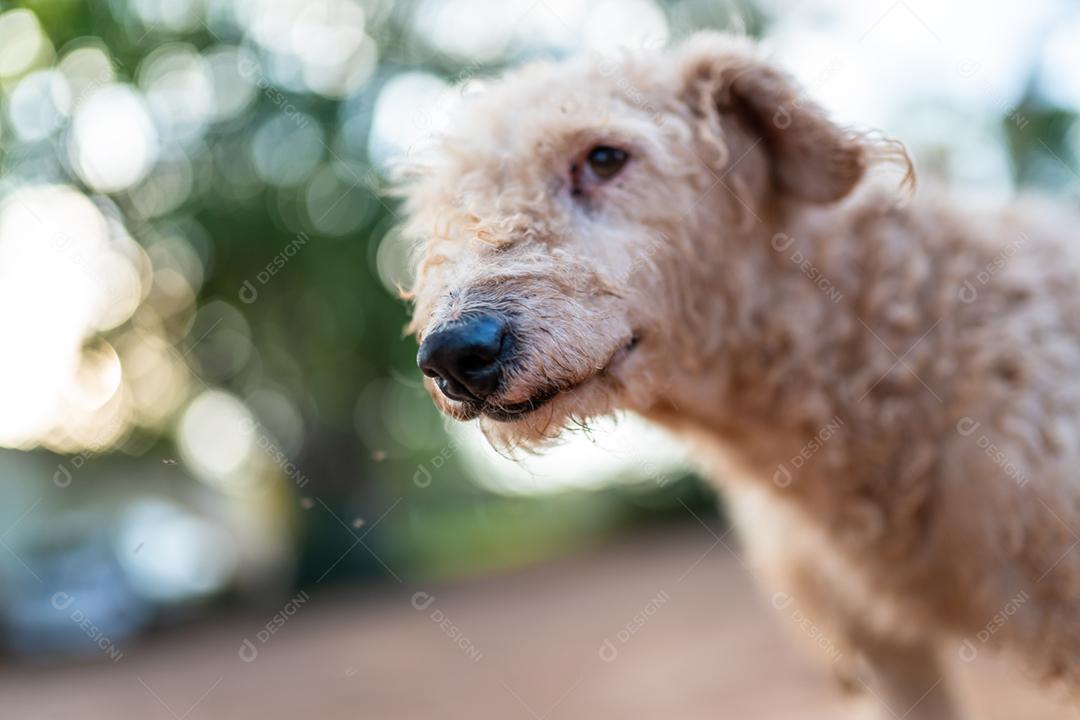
[{"x1": 402, "y1": 32, "x2": 1080, "y2": 719}]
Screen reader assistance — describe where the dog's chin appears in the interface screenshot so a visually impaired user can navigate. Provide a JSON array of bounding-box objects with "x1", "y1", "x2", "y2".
[
  {"x1": 476, "y1": 381, "x2": 617, "y2": 447},
  {"x1": 459, "y1": 334, "x2": 641, "y2": 430}
]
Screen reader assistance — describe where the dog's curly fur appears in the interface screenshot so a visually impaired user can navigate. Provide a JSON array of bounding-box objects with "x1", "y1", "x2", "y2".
[{"x1": 402, "y1": 32, "x2": 1080, "y2": 719}]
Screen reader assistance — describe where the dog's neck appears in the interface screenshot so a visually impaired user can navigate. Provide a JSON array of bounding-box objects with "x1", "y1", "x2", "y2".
[
  {"x1": 641, "y1": 189, "x2": 944, "y2": 513},
  {"x1": 652, "y1": 201, "x2": 849, "y2": 427}
]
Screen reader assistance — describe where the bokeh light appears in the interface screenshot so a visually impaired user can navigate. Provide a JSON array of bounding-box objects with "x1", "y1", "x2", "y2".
[
  {"x1": 368, "y1": 71, "x2": 451, "y2": 174},
  {"x1": 70, "y1": 84, "x2": 159, "y2": 192},
  {"x1": 455, "y1": 415, "x2": 689, "y2": 496},
  {"x1": 0, "y1": 9, "x2": 51, "y2": 82},
  {"x1": 7, "y1": 70, "x2": 71, "y2": 141},
  {"x1": 138, "y1": 43, "x2": 215, "y2": 145},
  {"x1": 0, "y1": 185, "x2": 146, "y2": 448},
  {"x1": 177, "y1": 390, "x2": 256, "y2": 485},
  {"x1": 117, "y1": 499, "x2": 238, "y2": 601}
]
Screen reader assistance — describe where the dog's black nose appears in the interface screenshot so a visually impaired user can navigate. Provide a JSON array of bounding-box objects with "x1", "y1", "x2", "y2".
[{"x1": 417, "y1": 314, "x2": 511, "y2": 402}]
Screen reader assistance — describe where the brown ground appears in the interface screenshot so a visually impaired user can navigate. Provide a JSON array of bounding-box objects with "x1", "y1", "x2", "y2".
[{"x1": 1, "y1": 527, "x2": 1073, "y2": 719}]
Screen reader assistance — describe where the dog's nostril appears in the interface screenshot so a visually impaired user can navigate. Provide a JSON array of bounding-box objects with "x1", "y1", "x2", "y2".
[
  {"x1": 416, "y1": 314, "x2": 512, "y2": 402},
  {"x1": 458, "y1": 352, "x2": 494, "y2": 373}
]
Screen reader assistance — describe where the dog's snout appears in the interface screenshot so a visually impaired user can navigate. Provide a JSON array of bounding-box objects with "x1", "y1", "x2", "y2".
[{"x1": 417, "y1": 314, "x2": 511, "y2": 402}]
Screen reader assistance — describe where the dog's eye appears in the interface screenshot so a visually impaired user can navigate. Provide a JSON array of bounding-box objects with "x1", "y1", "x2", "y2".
[{"x1": 586, "y1": 146, "x2": 629, "y2": 180}]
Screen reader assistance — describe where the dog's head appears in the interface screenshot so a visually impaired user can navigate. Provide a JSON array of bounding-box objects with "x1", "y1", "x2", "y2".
[{"x1": 401, "y1": 33, "x2": 893, "y2": 446}]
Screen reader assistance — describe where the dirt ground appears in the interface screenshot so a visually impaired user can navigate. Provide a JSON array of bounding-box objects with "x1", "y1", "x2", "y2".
[{"x1": 1, "y1": 527, "x2": 1073, "y2": 719}]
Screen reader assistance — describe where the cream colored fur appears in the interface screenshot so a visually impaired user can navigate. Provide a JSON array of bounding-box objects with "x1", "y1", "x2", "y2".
[{"x1": 401, "y1": 32, "x2": 1080, "y2": 719}]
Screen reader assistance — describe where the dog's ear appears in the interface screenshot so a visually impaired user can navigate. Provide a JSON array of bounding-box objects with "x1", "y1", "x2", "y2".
[{"x1": 677, "y1": 34, "x2": 866, "y2": 203}]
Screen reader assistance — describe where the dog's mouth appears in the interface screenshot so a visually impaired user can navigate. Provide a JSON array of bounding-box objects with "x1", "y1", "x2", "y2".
[{"x1": 461, "y1": 333, "x2": 641, "y2": 422}]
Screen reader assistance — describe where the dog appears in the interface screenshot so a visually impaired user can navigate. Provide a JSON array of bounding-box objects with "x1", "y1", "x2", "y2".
[{"x1": 400, "y1": 32, "x2": 1080, "y2": 719}]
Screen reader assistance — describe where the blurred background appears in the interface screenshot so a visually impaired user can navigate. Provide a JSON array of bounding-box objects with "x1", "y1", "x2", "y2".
[{"x1": 0, "y1": 0, "x2": 1078, "y2": 717}]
